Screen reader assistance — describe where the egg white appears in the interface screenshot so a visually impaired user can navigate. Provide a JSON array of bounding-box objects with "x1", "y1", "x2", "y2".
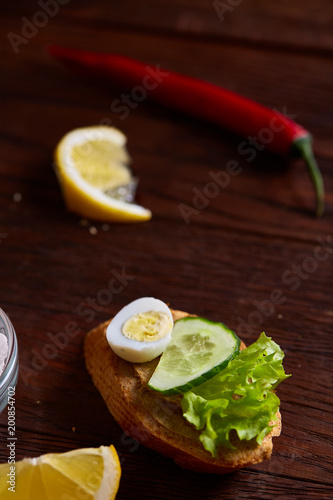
[{"x1": 106, "y1": 297, "x2": 173, "y2": 363}]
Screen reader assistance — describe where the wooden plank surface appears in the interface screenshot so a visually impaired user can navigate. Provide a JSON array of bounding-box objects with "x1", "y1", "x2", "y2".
[
  {"x1": 2, "y1": 0, "x2": 333, "y2": 52},
  {"x1": 0, "y1": 1, "x2": 333, "y2": 499}
]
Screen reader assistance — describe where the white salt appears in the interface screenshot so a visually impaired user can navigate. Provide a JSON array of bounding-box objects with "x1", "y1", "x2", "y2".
[
  {"x1": 89, "y1": 226, "x2": 98, "y2": 235},
  {"x1": 0, "y1": 333, "x2": 8, "y2": 376},
  {"x1": 13, "y1": 192, "x2": 22, "y2": 203}
]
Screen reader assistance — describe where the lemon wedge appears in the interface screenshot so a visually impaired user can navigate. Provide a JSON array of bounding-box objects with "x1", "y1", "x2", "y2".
[
  {"x1": 54, "y1": 126, "x2": 152, "y2": 223},
  {"x1": 0, "y1": 445, "x2": 121, "y2": 500}
]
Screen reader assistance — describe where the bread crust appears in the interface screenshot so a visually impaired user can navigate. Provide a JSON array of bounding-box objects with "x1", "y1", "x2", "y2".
[{"x1": 84, "y1": 309, "x2": 281, "y2": 474}]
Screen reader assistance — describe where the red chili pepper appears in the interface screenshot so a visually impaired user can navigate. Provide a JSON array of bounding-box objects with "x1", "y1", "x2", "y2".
[{"x1": 48, "y1": 44, "x2": 324, "y2": 216}]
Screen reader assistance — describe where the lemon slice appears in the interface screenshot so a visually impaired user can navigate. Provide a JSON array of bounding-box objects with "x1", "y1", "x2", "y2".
[
  {"x1": 0, "y1": 445, "x2": 121, "y2": 499},
  {"x1": 54, "y1": 126, "x2": 152, "y2": 223}
]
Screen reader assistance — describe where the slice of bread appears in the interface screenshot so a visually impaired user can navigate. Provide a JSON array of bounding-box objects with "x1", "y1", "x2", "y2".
[{"x1": 84, "y1": 309, "x2": 281, "y2": 474}]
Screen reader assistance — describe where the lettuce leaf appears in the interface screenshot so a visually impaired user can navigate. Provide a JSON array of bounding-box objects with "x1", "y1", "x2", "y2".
[{"x1": 181, "y1": 332, "x2": 291, "y2": 456}]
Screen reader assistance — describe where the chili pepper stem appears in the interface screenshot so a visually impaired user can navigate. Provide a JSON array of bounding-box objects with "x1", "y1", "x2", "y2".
[{"x1": 291, "y1": 136, "x2": 324, "y2": 217}]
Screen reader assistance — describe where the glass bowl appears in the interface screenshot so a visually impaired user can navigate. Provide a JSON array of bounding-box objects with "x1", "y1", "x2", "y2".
[{"x1": 0, "y1": 309, "x2": 19, "y2": 414}]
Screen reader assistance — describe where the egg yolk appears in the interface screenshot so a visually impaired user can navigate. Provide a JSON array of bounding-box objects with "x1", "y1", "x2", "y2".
[{"x1": 122, "y1": 311, "x2": 172, "y2": 342}]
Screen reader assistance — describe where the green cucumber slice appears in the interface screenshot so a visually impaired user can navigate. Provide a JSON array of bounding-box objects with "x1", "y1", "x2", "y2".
[{"x1": 148, "y1": 317, "x2": 240, "y2": 395}]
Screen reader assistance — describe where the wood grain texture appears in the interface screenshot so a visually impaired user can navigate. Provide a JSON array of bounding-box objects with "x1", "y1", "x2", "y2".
[
  {"x1": 2, "y1": 0, "x2": 333, "y2": 53},
  {"x1": 0, "y1": 1, "x2": 332, "y2": 499}
]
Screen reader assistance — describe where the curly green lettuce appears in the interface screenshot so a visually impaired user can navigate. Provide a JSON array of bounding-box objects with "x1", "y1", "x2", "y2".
[{"x1": 181, "y1": 332, "x2": 291, "y2": 457}]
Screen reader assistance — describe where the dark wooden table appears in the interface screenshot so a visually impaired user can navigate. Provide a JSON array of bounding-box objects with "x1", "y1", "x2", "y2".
[{"x1": 1, "y1": 1, "x2": 333, "y2": 498}]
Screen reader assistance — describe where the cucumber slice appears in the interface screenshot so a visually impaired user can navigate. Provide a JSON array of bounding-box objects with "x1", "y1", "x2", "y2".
[{"x1": 148, "y1": 317, "x2": 240, "y2": 395}]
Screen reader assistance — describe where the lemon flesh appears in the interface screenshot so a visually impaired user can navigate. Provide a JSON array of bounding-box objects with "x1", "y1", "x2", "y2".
[
  {"x1": 0, "y1": 445, "x2": 121, "y2": 500},
  {"x1": 54, "y1": 126, "x2": 151, "y2": 223},
  {"x1": 71, "y1": 140, "x2": 132, "y2": 191}
]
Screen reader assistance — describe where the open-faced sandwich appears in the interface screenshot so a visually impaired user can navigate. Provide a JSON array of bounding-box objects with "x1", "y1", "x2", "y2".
[{"x1": 84, "y1": 297, "x2": 290, "y2": 474}]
